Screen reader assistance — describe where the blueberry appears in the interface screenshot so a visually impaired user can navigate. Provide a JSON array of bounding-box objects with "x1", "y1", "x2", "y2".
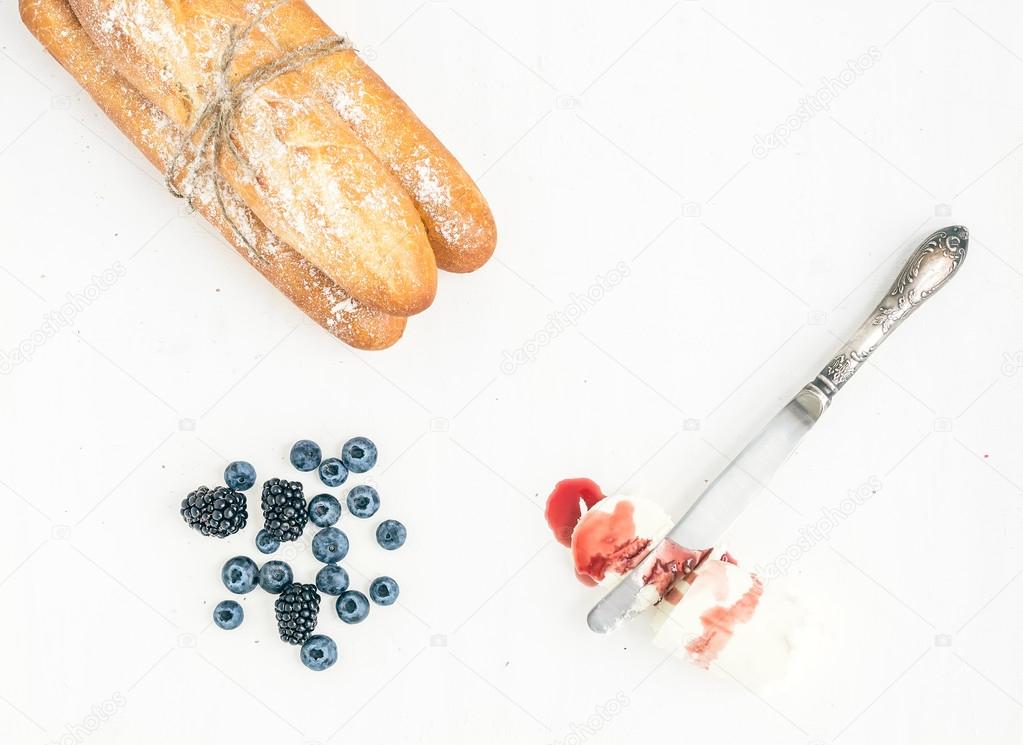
[
  {"x1": 258, "y1": 560, "x2": 293, "y2": 594},
  {"x1": 300, "y1": 634, "x2": 338, "y2": 671},
  {"x1": 318, "y1": 458, "x2": 348, "y2": 487},
  {"x1": 311, "y1": 527, "x2": 349, "y2": 564},
  {"x1": 369, "y1": 576, "x2": 399, "y2": 606},
  {"x1": 221, "y1": 556, "x2": 259, "y2": 594},
  {"x1": 255, "y1": 529, "x2": 279, "y2": 555},
  {"x1": 315, "y1": 565, "x2": 350, "y2": 596},
  {"x1": 376, "y1": 519, "x2": 407, "y2": 550},
  {"x1": 213, "y1": 600, "x2": 244, "y2": 630},
  {"x1": 341, "y1": 437, "x2": 377, "y2": 473},
  {"x1": 224, "y1": 461, "x2": 257, "y2": 491},
  {"x1": 290, "y1": 440, "x2": 322, "y2": 472},
  {"x1": 346, "y1": 485, "x2": 380, "y2": 519},
  {"x1": 308, "y1": 494, "x2": 341, "y2": 527},
  {"x1": 336, "y1": 590, "x2": 369, "y2": 624}
]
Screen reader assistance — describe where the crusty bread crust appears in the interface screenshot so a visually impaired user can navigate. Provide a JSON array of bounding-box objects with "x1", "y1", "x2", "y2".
[
  {"x1": 253, "y1": 0, "x2": 497, "y2": 273},
  {"x1": 20, "y1": 0, "x2": 407, "y2": 350},
  {"x1": 66, "y1": 0, "x2": 438, "y2": 316}
]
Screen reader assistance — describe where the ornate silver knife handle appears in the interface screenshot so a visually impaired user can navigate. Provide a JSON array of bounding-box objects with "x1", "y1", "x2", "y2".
[{"x1": 797, "y1": 225, "x2": 969, "y2": 418}]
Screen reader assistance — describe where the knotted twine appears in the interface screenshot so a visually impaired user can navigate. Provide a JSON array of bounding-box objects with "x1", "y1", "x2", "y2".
[{"x1": 164, "y1": 1, "x2": 354, "y2": 263}]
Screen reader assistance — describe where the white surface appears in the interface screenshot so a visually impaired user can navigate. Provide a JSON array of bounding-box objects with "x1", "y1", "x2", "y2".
[{"x1": 2, "y1": 1, "x2": 1023, "y2": 743}]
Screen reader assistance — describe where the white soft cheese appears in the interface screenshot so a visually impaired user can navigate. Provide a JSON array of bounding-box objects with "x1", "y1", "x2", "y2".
[
  {"x1": 571, "y1": 495, "x2": 674, "y2": 585},
  {"x1": 649, "y1": 557, "x2": 803, "y2": 688}
]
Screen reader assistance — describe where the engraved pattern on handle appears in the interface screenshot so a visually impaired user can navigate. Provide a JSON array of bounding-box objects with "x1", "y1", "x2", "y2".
[{"x1": 798, "y1": 225, "x2": 969, "y2": 417}]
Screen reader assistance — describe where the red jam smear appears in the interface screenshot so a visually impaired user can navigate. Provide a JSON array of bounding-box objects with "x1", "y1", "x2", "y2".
[
  {"x1": 571, "y1": 499, "x2": 652, "y2": 583},
  {"x1": 642, "y1": 539, "x2": 712, "y2": 597},
  {"x1": 545, "y1": 478, "x2": 604, "y2": 547},
  {"x1": 545, "y1": 476, "x2": 746, "y2": 609},
  {"x1": 685, "y1": 573, "x2": 764, "y2": 668}
]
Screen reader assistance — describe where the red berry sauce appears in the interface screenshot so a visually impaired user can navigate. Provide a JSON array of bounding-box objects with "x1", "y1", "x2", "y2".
[{"x1": 544, "y1": 477, "x2": 604, "y2": 548}]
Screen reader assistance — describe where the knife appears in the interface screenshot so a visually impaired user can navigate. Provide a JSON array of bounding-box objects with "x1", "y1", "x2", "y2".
[{"x1": 586, "y1": 225, "x2": 969, "y2": 633}]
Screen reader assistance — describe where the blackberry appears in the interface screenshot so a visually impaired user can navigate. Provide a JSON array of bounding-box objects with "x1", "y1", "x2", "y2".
[
  {"x1": 260, "y1": 478, "x2": 307, "y2": 542},
  {"x1": 180, "y1": 485, "x2": 247, "y2": 538},
  {"x1": 275, "y1": 583, "x2": 321, "y2": 645}
]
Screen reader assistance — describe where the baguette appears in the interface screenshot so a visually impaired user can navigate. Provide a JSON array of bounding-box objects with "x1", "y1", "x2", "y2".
[
  {"x1": 242, "y1": 0, "x2": 497, "y2": 273},
  {"x1": 20, "y1": 0, "x2": 407, "y2": 350},
  {"x1": 66, "y1": 0, "x2": 438, "y2": 316}
]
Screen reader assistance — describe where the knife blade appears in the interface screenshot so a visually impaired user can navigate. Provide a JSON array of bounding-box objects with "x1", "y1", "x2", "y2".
[{"x1": 587, "y1": 225, "x2": 969, "y2": 634}]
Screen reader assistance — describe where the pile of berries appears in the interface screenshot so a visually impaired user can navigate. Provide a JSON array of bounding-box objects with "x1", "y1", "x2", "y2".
[{"x1": 181, "y1": 437, "x2": 406, "y2": 671}]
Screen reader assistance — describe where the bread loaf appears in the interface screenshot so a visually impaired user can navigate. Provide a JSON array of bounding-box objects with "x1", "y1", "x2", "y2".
[
  {"x1": 66, "y1": 0, "x2": 438, "y2": 316},
  {"x1": 243, "y1": 0, "x2": 497, "y2": 273},
  {"x1": 20, "y1": 0, "x2": 407, "y2": 350}
]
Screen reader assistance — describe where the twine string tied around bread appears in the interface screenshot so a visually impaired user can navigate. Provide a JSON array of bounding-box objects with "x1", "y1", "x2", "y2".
[{"x1": 164, "y1": 2, "x2": 353, "y2": 263}]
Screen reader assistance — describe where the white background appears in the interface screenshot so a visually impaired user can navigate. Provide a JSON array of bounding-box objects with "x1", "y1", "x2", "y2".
[{"x1": 2, "y1": 1, "x2": 1023, "y2": 743}]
